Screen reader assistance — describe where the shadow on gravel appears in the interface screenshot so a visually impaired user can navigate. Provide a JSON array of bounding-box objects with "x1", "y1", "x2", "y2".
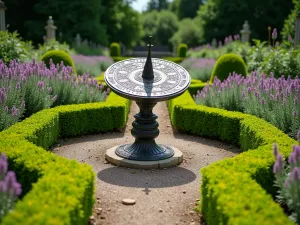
[
  {"x1": 57, "y1": 131, "x2": 126, "y2": 146},
  {"x1": 97, "y1": 167, "x2": 196, "y2": 188}
]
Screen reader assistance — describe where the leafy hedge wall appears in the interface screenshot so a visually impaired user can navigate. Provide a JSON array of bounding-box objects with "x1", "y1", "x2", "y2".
[
  {"x1": 168, "y1": 91, "x2": 296, "y2": 225},
  {"x1": 0, "y1": 92, "x2": 130, "y2": 225}
]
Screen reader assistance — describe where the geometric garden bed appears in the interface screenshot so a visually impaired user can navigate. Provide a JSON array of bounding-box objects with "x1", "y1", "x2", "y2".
[
  {"x1": 168, "y1": 90, "x2": 296, "y2": 225},
  {"x1": 0, "y1": 92, "x2": 130, "y2": 224}
]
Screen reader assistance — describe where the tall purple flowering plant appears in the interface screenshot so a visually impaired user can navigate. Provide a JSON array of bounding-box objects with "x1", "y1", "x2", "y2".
[
  {"x1": 194, "y1": 72, "x2": 300, "y2": 139},
  {"x1": 273, "y1": 134, "x2": 300, "y2": 224},
  {"x1": 0, "y1": 59, "x2": 108, "y2": 131},
  {"x1": 0, "y1": 153, "x2": 22, "y2": 221}
]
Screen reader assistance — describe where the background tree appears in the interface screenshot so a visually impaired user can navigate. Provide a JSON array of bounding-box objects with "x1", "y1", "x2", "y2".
[
  {"x1": 146, "y1": 0, "x2": 169, "y2": 12},
  {"x1": 6, "y1": 0, "x2": 108, "y2": 45},
  {"x1": 196, "y1": 0, "x2": 294, "y2": 43},
  {"x1": 100, "y1": 0, "x2": 142, "y2": 48},
  {"x1": 169, "y1": 0, "x2": 203, "y2": 19},
  {"x1": 155, "y1": 10, "x2": 179, "y2": 47},
  {"x1": 281, "y1": 0, "x2": 300, "y2": 41},
  {"x1": 170, "y1": 18, "x2": 202, "y2": 47},
  {"x1": 141, "y1": 10, "x2": 160, "y2": 43}
]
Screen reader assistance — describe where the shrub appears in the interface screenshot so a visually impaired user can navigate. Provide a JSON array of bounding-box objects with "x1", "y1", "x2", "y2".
[
  {"x1": 210, "y1": 53, "x2": 247, "y2": 82},
  {"x1": 0, "y1": 31, "x2": 32, "y2": 64},
  {"x1": 41, "y1": 50, "x2": 76, "y2": 74},
  {"x1": 177, "y1": 43, "x2": 188, "y2": 57},
  {"x1": 33, "y1": 39, "x2": 72, "y2": 61},
  {"x1": 110, "y1": 43, "x2": 121, "y2": 57}
]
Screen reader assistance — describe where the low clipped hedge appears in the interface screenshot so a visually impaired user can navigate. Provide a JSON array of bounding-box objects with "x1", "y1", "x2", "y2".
[
  {"x1": 168, "y1": 91, "x2": 296, "y2": 225},
  {"x1": 188, "y1": 79, "x2": 208, "y2": 96},
  {"x1": 0, "y1": 92, "x2": 130, "y2": 225}
]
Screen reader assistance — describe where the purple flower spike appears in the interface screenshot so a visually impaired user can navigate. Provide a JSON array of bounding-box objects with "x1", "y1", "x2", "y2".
[
  {"x1": 272, "y1": 28, "x2": 277, "y2": 40},
  {"x1": 290, "y1": 167, "x2": 300, "y2": 181},
  {"x1": 0, "y1": 154, "x2": 8, "y2": 178},
  {"x1": 289, "y1": 152, "x2": 297, "y2": 165},
  {"x1": 273, "y1": 161, "x2": 281, "y2": 174}
]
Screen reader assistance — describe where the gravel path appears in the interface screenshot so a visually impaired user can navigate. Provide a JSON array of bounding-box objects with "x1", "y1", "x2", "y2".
[{"x1": 53, "y1": 102, "x2": 239, "y2": 225}]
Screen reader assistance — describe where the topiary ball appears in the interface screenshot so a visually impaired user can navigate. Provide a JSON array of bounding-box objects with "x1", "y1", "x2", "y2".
[
  {"x1": 210, "y1": 53, "x2": 247, "y2": 82},
  {"x1": 41, "y1": 50, "x2": 76, "y2": 74},
  {"x1": 110, "y1": 42, "x2": 121, "y2": 57},
  {"x1": 177, "y1": 43, "x2": 188, "y2": 57}
]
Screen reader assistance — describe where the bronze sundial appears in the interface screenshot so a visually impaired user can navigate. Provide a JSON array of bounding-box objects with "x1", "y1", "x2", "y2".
[{"x1": 105, "y1": 37, "x2": 190, "y2": 161}]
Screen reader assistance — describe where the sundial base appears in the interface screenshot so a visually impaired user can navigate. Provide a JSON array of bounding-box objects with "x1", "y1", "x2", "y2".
[
  {"x1": 116, "y1": 143, "x2": 174, "y2": 161},
  {"x1": 105, "y1": 146, "x2": 183, "y2": 169}
]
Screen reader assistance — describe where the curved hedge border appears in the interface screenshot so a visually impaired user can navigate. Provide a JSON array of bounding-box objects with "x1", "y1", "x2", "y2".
[
  {"x1": 0, "y1": 92, "x2": 130, "y2": 225},
  {"x1": 168, "y1": 91, "x2": 297, "y2": 225}
]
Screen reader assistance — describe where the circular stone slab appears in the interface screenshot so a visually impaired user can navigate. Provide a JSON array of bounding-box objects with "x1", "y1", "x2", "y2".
[
  {"x1": 105, "y1": 146, "x2": 183, "y2": 169},
  {"x1": 104, "y1": 58, "x2": 190, "y2": 101}
]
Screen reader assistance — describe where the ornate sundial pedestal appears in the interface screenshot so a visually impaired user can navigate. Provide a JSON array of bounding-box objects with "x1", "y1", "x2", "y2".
[{"x1": 104, "y1": 37, "x2": 190, "y2": 169}]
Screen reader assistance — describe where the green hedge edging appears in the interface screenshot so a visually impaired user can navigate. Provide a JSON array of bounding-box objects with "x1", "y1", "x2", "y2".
[
  {"x1": 0, "y1": 92, "x2": 130, "y2": 225},
  {"x1": 168, "y1": 91, "x2": 296, "y2": 225}
]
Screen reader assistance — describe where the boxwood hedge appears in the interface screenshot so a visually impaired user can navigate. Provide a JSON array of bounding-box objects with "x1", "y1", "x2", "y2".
[
  {"x1": 0, "y1": 92, "x2": 130, "y2": 225},
  {"x1": 168, "y1": 91, "x2": 296, "y2": 225}
]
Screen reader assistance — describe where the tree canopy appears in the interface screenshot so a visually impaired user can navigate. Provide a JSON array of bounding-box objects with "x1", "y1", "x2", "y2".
[{"x1": 195, "y1": 0, "x2": 294, "y2": 43}]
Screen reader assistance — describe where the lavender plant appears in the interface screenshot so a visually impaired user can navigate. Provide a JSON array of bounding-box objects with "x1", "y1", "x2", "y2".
[
  {"x1": 0, "y1": 59, "x2": 108, "y2": 131},
  {"x1": 72, "y1": 55, "x2": 113, "y2": 77},
  {"x1": 180, "y1": 58, "x2": 216, "y2": 81},
  {"x1": 0, "y1": 153, "x2": 22, "y2": 221},
  {"x1": 273, "y1": 134, "x2": 300, "y2": 224},
  {"x1": 194, "y1": 72, "x2": 300, "y2": 138}
]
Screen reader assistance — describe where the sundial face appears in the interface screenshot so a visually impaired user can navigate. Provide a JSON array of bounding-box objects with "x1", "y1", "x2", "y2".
[{"x1": 105, "y1": 58, "x2": 190, "y2": 101}]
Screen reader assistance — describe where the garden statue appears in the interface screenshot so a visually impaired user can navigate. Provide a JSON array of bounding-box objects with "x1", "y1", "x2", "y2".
[
  {"x1": 45, "y1": 16, "x2": 57, "y2": 42},
  {"x1": 240, "y1": 20, "x2": 251, "y2": 43}
]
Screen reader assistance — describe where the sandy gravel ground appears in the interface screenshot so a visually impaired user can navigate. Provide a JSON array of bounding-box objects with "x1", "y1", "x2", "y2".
[{"x1": 53, "y1": 102, "x2": 239, "y2": 225}]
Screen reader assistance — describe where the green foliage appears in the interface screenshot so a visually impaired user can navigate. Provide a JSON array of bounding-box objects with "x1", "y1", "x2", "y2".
[
  {"x1": 189, "y1": 41, "x2": 250, "y2": 63},
  {"x1": 6, "y1": 0, "x2": 108, "y2": 46},
  {"x1": 177, "y1": 43, "x2": 188, "y2": 57},
  {"x1": 168, "y1": 91, "x2": 296, "y2": 225},
  {"x1": 211, "y1": 54, "x2": 247, "y2": 82},
  {"x1": 195, "y1": 0, "x2": 293, "y2": 43},
  {"x1": 171, "y1": 19, "x2": 202, "y2": 48},
  {"x1": 146, "y1": 0, "x2": 169, "y2": 12},
  {"x1": 0, "y1": 92, "x2": 130, "y2": 224},
  {"x1": 141, "y1": 10, "x2": 178, "y2": 47},
  {"x1": 282, "y1": 0, "x2": 300, "y2": 41},
  {"x1": 0, "y1": 31, "x2": 33, "y2": 64},
  {"x1": 156, "y1": 10, "x2": 179, "y2": 47},
  {"x1": 188, "y1": 80, "x2": 207, "y2": 96},
  {"x1": 141, "y1": 10, "x2": 160, "y2": 44},
  {"x1": 110, "y1": 42, "x2": 121, "y2": 57},
  {"x1": 262, "y1": 46, "x2": 300, "y2": 78},
  {"x1": 41, "y1": 50, "x2": 76, "y2": 73},
  {"x1": 169, "y1": 0, "x2": 203, "y2": 19},
  {"x1": 100, "y1": 1, "x2": 143, "y2": 48},
  {"x1": 33, "y1": 39, "x2": 72, "y2": 60}
]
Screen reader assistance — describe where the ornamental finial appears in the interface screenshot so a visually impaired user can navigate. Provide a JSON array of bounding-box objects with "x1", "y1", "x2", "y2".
[{"x1": 142, "y1": 36, "x2": 154, "y2": 80}]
